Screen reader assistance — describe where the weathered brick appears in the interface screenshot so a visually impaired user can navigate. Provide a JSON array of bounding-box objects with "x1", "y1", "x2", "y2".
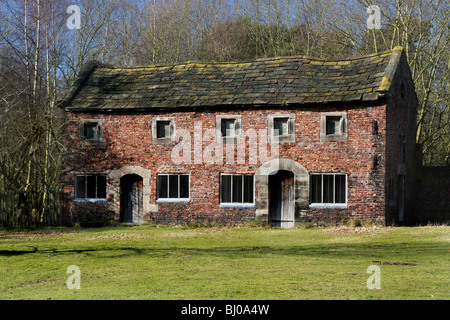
[{"x1": 60, "y1": 47, "x2": 420, "y2": 227}]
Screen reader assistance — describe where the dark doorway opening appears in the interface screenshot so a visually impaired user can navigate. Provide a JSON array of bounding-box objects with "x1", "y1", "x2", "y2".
[{"x1": 120, "y1": 174, "x2": 143, "y2": 223}]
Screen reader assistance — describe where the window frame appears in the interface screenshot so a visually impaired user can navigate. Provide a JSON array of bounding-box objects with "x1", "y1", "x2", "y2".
[
  {"x1": 326, "y1": 116, "x2": 342, "y2": 135},
  {"x1": 156, "y1": 173, "x2": 190, "y2": 203},
  {"x1": 152, "y1": 117, "x2": 176, "y2": 145},
  {"x1": 216, "y1": 115, "x2": 242, "y2": 144},
  {"x1": 219, "y1": 173, "x2": 255, "y2": 207},
  {"x1": 156, "y1": 120, "x2": 171, "y2": 139},
  {"x1": 75, "y1": 174, "x2": 107, "y2": 202},
  {"x1": 320, "y1": 112, "x2": 348, "y2": 142},
  {"x1": 267, "y1": 114, "x2": 295, "y2": 143},
  {"x1": 80, "y1": 119, "x2": 103, "y2": 144},
  {"x1": 309, "y1": 173, "x2": 347, "y2": 208}
]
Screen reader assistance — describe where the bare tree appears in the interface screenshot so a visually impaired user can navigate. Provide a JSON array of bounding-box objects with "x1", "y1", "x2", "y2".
[{"x1": 322, "y1": 0, "x2": 449, "y2": 165}]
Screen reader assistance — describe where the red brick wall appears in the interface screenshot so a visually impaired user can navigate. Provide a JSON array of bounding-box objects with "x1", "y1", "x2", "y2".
[
  {"x1": 62, "y1": 102, "x2": 389, "y2": 226},
  {"x1": 384, "y1": 53, "x2": 419, "y2": 225}
]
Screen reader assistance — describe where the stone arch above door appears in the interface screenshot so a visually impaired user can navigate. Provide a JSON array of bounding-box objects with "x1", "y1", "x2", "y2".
[
  {"x1": 107, "y1": 165, "x2": 151, "y2": 224},
  {"x1": 255, "y1": 159, "x2": 309, "y2": 224}
]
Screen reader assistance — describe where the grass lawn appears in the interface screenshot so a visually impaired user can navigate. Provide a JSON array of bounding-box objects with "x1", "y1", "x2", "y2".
[{"x1": 0, "y1": 223, "x2": 448, "y2": 300}]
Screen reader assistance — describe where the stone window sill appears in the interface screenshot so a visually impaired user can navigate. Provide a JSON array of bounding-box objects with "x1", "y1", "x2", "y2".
[
  {"x1": 219, "y1": 203, "x2": 255, "y2": 208},
  {"x1": 156, "y1": 199, "x2": 190, "y2": 203},
  {"x1": 309, "y1": 203, "x2": 347, "y2": 209},
  {"x1": 74, "y1": 199, "x2": 107, "y2": 203}
]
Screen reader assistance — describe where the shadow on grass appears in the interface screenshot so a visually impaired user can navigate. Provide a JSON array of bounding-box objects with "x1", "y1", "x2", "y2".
[
  {"x1": 0, "y1": 241, "x2": 446, "y2": 263},
  {"x1": 0, "y1": 247, "x2": 98, "y2": 256}
]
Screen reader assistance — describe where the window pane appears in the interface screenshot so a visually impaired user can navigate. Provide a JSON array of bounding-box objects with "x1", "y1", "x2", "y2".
[
  {"x1": 274, "y1": 118, "x2": 289, "y2": 136},
  {"x1": 157, "y1": 121, "x2": 171, "y2": 138},
  {"x1": 180, "y1": 175, "x2": 189, "y2": 198},
  {"x1": 243, "y1": 175, "x2": 254, "y2": 203},
  {"x1": 165, "y1": 123, "x2": 171, "y2": 138},
  {"x1": 221, "y1": 175, "x2": 231, "y2": 203},
  {"x1": 326, "y1": 117, "x2": 341, "y2": 135},
  {"x1": 222, "y1": 119, "x2": 235, "y2": 137},
  {"x1": 84, "y1": 123, "x2": 98, "y2": 140},
  {"x1": 158, "y1": 175, "x2": 168, "y2": 199},
  {"x1": 169, "y1": 175, "x2": 179, "y2": 198},
  {"x1": 232, "y1": 175, "x2": 243, "y2": 203},
  {"x1": 311, "y1": 175, "x2": 322, "y2": 203},
  {"x1": 97, "y1": 176, "x2": 107, "y2": 199},
  {"x1": 335, "y1": 175, "x2": 346, "y2": 203},
  {"x1": 76, "y1": 176, "x2": 86, "y2": 199},
  {"x1": 86, "y1": 175, "x2": 96, "y2": 198},
  {"x1": 323, "y1": 175, "x2": 334, "y2": 203}
]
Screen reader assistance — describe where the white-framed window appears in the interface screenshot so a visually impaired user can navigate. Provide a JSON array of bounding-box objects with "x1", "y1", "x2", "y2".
[
  {"x1": 216, "y1": 115, "x2": 242, "y2": 143},
  {"x1": 267, "y1": 114, "x2": 295, "y2": 143},
  {"x1": 156, "y1": 174, "x2": 189, "y2": 202},
  {"x1": 310, "y1": 173, "x2": 347, "y2": 206},
  {"x1": 220, "y1": 174, "x2": 254, "y2": 206},
  {"x1": 75, "y1": 175, "x2": 107, "y2": 200},
  {"x1": 320, "y1": 112, "x2": 348, "y2": 142}
]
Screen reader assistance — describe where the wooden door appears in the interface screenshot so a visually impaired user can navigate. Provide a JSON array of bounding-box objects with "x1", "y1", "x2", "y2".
[
  {"x1": 280, "y1": 176, "x2": 294, "y2": 223},
  {"x1": 269, "y1": 171, "x2": 295, "y2": 227}
]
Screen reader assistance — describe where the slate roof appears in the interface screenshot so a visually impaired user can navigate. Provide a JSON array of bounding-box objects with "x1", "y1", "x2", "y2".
[{"x1": 60, "y1": 47, "x2": 405, "y2": 111}]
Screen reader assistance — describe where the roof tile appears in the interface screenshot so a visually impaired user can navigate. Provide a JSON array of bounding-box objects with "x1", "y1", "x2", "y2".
[{"x1": 61, "y1": 48, "x2": 405, "y2": 111}]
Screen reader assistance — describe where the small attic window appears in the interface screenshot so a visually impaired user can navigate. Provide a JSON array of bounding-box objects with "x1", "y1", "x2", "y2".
[
  {"x1": 274, "y1": 118, "x2": 290, "y2": 136},
  {"x1": 267, "y1": 114, "x2": 295, "y2": 143},
  {"x1": 216, "y1": 115, "x2": 242, "y2": 144},
  {"x1": 152, "y1": 117, "x2": 176, "y2": 144},
  {"x1": 326, "y1": 116, "x2": 342, "y2": 135},
  {"x1": 80, "y1": 119, "x2": 103, "y2": 143},
  {"x1": 320, "y1": 112, "x2": 348, "y2": 142},
  {"x1": 221, "y1": 119, "x2": 237, "y2": 138},
  {"x1": 157, "y1": 120, "x2": 171, "y2": 139}
]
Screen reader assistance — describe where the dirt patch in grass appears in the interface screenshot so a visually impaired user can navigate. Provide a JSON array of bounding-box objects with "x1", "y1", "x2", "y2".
[
  {"x1": 80, "y1": 233, "x2": 139, "y2": 241},
  {"x1": 165, "y1": 232, "x2": 201, "y2": 237},
  {"x1": 1, "y1": 229, "x2": 78, "y2": 241},
  {"x1": 325, "y1": 226, "x2": 387, "y2": 234},
  {"x1": 371, "y1": 260, "x2": 418, "y2": 266}
]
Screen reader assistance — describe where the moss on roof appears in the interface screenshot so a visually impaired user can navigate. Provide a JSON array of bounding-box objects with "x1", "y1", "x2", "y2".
[{"x1": 60, "y1": 47, "x2": 405, "y2": 111}]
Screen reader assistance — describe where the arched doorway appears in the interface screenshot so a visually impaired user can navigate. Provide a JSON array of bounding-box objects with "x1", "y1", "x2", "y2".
[
  {"x1": 255, "y1": 159, "x2": 309, "y2": 228},
  {"x1": 120, "y1": 174, "x2": 143, "y2": 223},
  {"x1": 269, "y1": 170, "x2": 295, "y2": 228}
]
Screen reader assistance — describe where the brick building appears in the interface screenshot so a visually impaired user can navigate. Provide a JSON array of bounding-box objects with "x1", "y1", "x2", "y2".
[{"x1": 59, "y1": 46, "x2": 419, "y2": 227}]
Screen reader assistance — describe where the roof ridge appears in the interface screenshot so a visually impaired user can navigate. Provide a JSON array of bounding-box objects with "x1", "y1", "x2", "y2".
[{"x1": 377, "y1": 46, "x2": 404, "y2": 92}]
